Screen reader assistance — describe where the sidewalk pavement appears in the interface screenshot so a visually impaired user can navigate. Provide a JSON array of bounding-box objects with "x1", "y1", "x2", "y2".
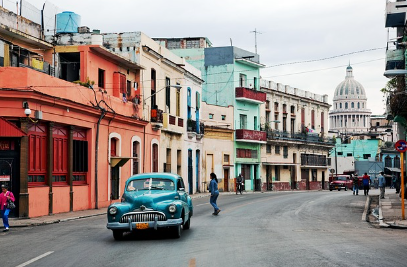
[
  {"x1": 4, "y1": 191, "x2": 228, "y2": 228},
  {"x1": 378, "y1": 188, "x2": 407, "y2": 229}
]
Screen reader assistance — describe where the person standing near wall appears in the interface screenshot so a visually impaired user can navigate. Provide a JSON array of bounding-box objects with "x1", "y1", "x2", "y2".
[
  {"x1": 378, "y1": 172, "x2": 386, "y2": 199},
  {"x1": 1, "y1": 184, "x2": 15, "y2": 232},
  {"x1": 352, "y1": 174, "x2": 359, "y2": 195},
  {"x1": 362, "y1": 173, "x2": 370, "y2": 196}
]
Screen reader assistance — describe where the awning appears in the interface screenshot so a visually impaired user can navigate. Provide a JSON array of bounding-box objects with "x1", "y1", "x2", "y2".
[
  {"x1": 0, "y1": 117, "x2": 27, "y2": 137},
  {"x1": 110, "y1": 157, "x2": 138, "y2": 168},
  {"x1": 385, "y1": 167, "x2": 401, "y2": 173}
]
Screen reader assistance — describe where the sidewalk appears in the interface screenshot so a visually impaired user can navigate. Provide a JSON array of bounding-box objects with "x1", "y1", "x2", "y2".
[
  {"x1": 4, "y1": 191, "x2": 231, "y2": 228},
  {"x1": 377, "y1": 188, "x2": 407, "y2": 229}
]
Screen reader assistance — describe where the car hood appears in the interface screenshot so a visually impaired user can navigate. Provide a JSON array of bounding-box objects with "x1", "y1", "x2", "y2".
[{"x1": 125, "y1": 190, "x2": 177, "y2": 209}]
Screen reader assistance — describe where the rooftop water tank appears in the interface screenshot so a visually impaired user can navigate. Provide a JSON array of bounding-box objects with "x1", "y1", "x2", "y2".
[{"x1": 56, "y1": 11, "x2": 81, "y2": 34}]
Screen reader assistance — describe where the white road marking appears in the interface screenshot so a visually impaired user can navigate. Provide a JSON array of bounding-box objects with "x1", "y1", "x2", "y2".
[
  {"x1": 15, "y1": 251, "x2": 54, "y2": 267},
  {"x1": 196, "y1": 203, "x2": 210, "y2": 206}
]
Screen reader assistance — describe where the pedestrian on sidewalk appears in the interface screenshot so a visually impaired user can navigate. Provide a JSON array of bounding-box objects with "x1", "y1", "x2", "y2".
[
  {"x1": 393, "y1": 173, "x2": 400, "y2": 194},
  {"x1": 362, "y1": 173, "x2": 370, "y2": 196},
  {"x1": 378, "y1": 172, "x2": 386, "y2": 199},
  {"x1": 1, "y1": 184, "x2": 15, "y2": 232},
  {"x1": 209, "y1": 173, "x2": 221, "y2": 215},
  {"x1": 352, "y1": 174, "x2": 359, "y2": 195}
]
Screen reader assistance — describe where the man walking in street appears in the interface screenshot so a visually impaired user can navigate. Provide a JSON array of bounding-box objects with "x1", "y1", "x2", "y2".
[
  {"x1": 378, "y1": 172, "x2": 386, "y2": 199},
  {"x1": 362, "y1": 173, "x2": 370, "y2": 196}
]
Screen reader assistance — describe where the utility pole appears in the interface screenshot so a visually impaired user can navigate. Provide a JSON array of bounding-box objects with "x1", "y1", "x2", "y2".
[{"x1": 250, "y1": 28, "x2": 262, "y2": 55}]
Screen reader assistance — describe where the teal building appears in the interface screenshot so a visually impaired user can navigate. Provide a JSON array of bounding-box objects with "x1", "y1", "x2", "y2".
[{"x1": 155, "y1": 38, "x2": 266, "y2": 191}]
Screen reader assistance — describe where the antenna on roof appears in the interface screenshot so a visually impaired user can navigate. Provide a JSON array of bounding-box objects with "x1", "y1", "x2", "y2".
[
  {"x1": 250, "y1": 28, "x2": 262, "y2": 54},
  {"x1": 230, "y1": 38, "x2": 232, "y2": 46}
]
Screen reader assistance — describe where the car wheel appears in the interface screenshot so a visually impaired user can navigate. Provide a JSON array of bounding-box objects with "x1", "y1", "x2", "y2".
[
  {"x1": 338, "y1": 188, "x2": 341, "y2": 191},
  {"x1": 183, "y1": 217, "x2": 191, "y2": 230},
  {"x1": 329, "y1": 188, "x2": 332, "y2": 191},
  {"x1": 172, "y1": 224, "x2": 181, "y2": 238},
  {"x1": 344, "y1": 187, "x2": 348, "y2": 191},
  {"x1": 112, "y1": 230, "x2": 124, "y2": 241}
]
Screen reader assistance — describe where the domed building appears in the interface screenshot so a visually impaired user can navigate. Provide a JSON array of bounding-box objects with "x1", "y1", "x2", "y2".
[{"x1": 329, "y1": 65, "x2": 371, "y2": 133}]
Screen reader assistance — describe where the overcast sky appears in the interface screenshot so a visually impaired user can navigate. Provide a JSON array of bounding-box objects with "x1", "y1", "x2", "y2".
[{"x1": 17, "y1": 0, "x2": 390, "y2": 115}]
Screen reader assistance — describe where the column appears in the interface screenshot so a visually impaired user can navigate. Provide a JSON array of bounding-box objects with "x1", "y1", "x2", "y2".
[
  {"x1": 69, "y1": 126, "x2": 74, "y2": 212},
  {"x1": 47, "y1": 122, "x2": 54, "y2": 215},
  {"x1": 19, "y1": 118, "x2": 29, "y2": 218}
]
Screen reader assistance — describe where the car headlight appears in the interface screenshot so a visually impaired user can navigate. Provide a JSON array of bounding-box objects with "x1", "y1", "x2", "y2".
[
  {"x1": 168, "y1": 204, "x2": 177, "y2": 213},
  {"x1": 109, "y1": 206, "x2": 118, "y2": 215}
]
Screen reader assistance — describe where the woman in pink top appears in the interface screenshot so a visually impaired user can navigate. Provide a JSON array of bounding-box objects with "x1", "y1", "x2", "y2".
[{"x1": 1, "y1": 184, "x2": 15, "y2": 232}]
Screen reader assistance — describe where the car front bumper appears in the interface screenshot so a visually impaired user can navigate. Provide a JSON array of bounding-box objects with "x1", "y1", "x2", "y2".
[{"x1": 107, "y1": 218, "x2": 183, "y2": 231}]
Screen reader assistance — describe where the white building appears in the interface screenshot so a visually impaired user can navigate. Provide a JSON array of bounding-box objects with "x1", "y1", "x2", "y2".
[{"x1": 329, "y1": 65, "x2": 371, "y2": 134}]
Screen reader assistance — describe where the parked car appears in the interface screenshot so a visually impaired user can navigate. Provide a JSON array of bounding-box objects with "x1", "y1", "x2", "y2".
[
  {"x1": 329, "y1": 175, "x2": 353, "y2": 191},
  {"x1": 106, "y1": 173, "x2": 193, "y2": 240}
]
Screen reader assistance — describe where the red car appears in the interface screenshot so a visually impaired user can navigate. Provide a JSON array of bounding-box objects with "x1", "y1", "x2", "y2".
[{"x1": 329, "y1": 175, "x2": 353, "y2": 191}]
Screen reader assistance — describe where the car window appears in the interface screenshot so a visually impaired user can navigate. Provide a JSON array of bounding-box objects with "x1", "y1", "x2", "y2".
[
  {"x1": 337, "y1": 176, "x2": 347, "y2": 181},
  {"x1": 127, "y1": 178, "x2": 175, "y2": 191}
]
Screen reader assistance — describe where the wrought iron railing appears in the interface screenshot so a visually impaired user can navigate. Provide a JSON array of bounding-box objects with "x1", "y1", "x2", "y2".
[{"x1": 261, "y1": 129, "x2": 335, "y2": 145}]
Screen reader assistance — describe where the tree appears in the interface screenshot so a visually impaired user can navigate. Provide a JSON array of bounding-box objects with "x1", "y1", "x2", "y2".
[{"x1": 381, "y1": 77, "x2": 407, "y2": 117}]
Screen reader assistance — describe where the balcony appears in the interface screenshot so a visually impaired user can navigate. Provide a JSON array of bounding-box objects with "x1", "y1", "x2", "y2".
[
  {"x1": 235, "y1": 129, "x2": 266, "y2": 143},
  {"x1": 151, "y1": 108, "x2": 163, "y2": 129},
  {"x1": 265, "y1": 129, "x2": 335, "y2": 146},
  {"x1": 385, "y1": 49, "x2": 404, "y2": 71},
  {"x1": 187, "y1": 119, "x2": 205, "y2": 139},
  {"x1": 162, "y1": 113, "x2": 183, "y2": 134},
  {"x1": 235, "y1": 87, "x2": 266, "y2": 104},
  {"x1": 301, "y1": 154, "x2": 329, "y2": 167}
]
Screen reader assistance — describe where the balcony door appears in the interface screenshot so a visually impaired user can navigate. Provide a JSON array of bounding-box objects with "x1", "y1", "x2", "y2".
[{"x1": 240, "y1": 114, "x2": 247, "y2": 130}]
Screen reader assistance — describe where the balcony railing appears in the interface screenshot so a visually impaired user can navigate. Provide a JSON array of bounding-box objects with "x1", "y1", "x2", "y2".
[
  {"x1": 301, "y1": 154, "x2": 329, "y2": 166},
  {"x1": 187, "y1": 119, "x2": 205, "y2": 134},
  {"x1": 235, "y1": 87, "x2": 266, "y2": 103},
  {"x1": 263, "y1": 129, "x2": 335, "y2": 145},
  {"x1": 151, "y1": 108, "x2": 163, "y2": 123},
  {"x1": 385, "y1": 48, "x2": 404, "y2": 71},
  {"x1": 235, "y1": 129, "x2": 266, "y2": 142}
]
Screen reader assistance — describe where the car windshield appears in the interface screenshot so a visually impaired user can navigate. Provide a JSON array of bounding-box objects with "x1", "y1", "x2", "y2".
[
  {"x1": 127, "y1": 178, "x2": 175, "y2": 191},
  {"x1": 336, "y1": 176, "x2": 347, "y2": 181}
]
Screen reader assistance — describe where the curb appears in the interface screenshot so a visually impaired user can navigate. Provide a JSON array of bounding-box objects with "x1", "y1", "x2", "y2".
[{"x1": 378, "y1": 197, "x2": 390, "y2": 228}]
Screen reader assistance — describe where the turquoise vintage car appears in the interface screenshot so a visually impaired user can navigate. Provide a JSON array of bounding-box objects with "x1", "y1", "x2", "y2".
[{"x1": 106, "y1": 173, "x2": 193, "y2": 240}]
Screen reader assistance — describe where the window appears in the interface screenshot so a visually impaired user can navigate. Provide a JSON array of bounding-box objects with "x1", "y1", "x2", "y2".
[
  {"x1": 337, "y1": 152, "x2": 343, "y2": 156},
  {"x1": 209, "y1": 113, "x2": 214, "y2": 119},
  {"x1": 376, "y1": 122, "x2": 380, "y2": 127},
  {"x1": 358, "y1": 102, "x2": 361, "y2": 109},
  {"x1": 266, "y1": 145, "x2": 272, "y2": 154},
  {"x1": 347, "y1": 153, "x2": 352, "y2": 157},
  {"x1": 98, "y1": 68, "x2": 105, "y2": 89},
  {"x1": 254, "y1": 116, "x2": 257, "y2": 130},
  {"x1": 311, "y1": 169, "x2": 317, "y2": 182},
  {"x1": 351, "y1": 102, "x2": 354, "y2": 108},
  {"x1": 28, "y1": 124, "x2": 47, "y2": 184},
  {"x1": 311, "y1": 110, "x2": 315, "y2": 129},
  {"x1": 177, "y1": 150, "x2": 182, "y2": 175},
  {"x1": 283, "y1": 146, "x2": 288, "y2": 158},
  {"x1": 224, "y1": 154, "x2": 230, "y2": 164},
  {"x1": 132, "y1": 141, "x2": 140, "y2": 175},
  {"x1": 151, "y1": 69, "x2": 156, "y2": 107},
  {"x1": 176, "y1": 87, "x2": 180, "y2": 117},
  {"x1": 394, "y1": 156, "x2": 400, "y2": 168},
  {"x1": 127, "y1": 80, "x2": 132, "y2": 97},
  {"x1": 254, "y1": 77, "x2": 258, "y2": 89},
  {"x1": 345, "y1": 103, "x2": 348, "y2": 109},
  {"x1": 52, "y1": 126, "x2": 68, "y2": 184},
  {"x1": 363, "y1": 154, "x2": 371, "y2": 159},
  {"x1": 340, "y1": 103, "x2": 342, "y2": 109},
  {"x1": 152, "y1": 143, "x2": 158, "y2": 172},
  {"x1": 274, "y1": 102, "x2": 279, "y2": 112},
  {"x1": 290, "y1": 105, "x2": 295, "y2": 114},
  {"x1": 221, "y1": 115, "x2": 226, "y2": 121},
  {"x1": 385, "y1": 156, "x2": 392, "y2": 167},
  {"x1": 275, "y1": 146, "x2": 280, "y2": 154},
  {"x1": 120, "y1": 73, "x2": 126, "y2": 95},
  {"x1": 73, "y1": 129, "x2": 88, "y2": 183},
  {"x1": 240, "y1": 114, "x2": 247, "y2": 129},
  {"x1": 165, "y1": 77, "x2": 171, "y2": 113},
  {"x1": 165, "y1": 148, "x2": 171, "y2": 173},
  {"x1": 239, "y1": 74, "x2": 247, "y2": 87},
  {"x1": 236, "y1": 149, "x2": 257, "y2": 159}
]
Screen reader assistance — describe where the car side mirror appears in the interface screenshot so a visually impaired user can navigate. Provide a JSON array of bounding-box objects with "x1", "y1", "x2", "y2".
[{"x1": 178, "y1": 188, "x2": 185, "y2": 192}]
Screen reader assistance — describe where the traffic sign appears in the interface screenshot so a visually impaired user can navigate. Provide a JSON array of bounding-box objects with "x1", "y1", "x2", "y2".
[{"x1": 395, "y1": 140, "x2": 407, "y2": 153}]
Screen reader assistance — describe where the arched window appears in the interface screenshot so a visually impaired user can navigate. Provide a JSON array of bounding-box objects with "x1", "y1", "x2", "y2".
[
  {"x1": 132, "y1": 141, "x2": 140, "y2": 175},
  {"x1": 335, "y1": 103, "x2": 337, "y2": 109},
  {"x1": 362, "y1": 103, "x2": 364, "y2": 108},
  {"x1": 351, "y1": 102, "x2": 354, "y2": 108},
  {"x1": 385, "y1": 156, "x2": 392, "y2": 168},
  {"x1": 357, "y1": 102, "x2": 360, "y2": 109},
  {"x1": 394, "y1": 156, "x2": 400, "y2": 168},
  {"x1": 345, "y1": 102, "x2": 348, "y2": 109},
  {"x1": 340, "y1": 103, "x2": 342, "y2": 109},
  {"x1": 152, "y1": 143, "x2": 158, "y2": 172}
]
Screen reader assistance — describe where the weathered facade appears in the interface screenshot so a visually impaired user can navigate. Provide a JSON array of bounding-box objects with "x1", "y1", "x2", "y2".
[{"x1": 260, "y1": 79, "x2": 334, "y2": 190}]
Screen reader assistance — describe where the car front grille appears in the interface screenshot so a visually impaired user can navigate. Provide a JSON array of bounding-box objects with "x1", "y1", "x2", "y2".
[{"x1": 120, "y1": 212, "x2": 167, "y2": 223}]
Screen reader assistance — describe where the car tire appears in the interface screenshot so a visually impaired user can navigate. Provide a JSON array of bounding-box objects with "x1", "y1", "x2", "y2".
[
  {"x1": 183, "y1": 217, "x2": 191, "y2": 230},
  {"x1": 112, "y1": 230, "x2": 124, "y2": 241},
  {"x1": 338, "y1": 188, "x2": 341, "y2": 191},
  {"x1": 172, "y1": 224, "x2": 181, "y2": 238},
  {"x1": 344, "y1": 187, "x2": 348, "y2": 191},
  {"x1": 329, "y1": 188, "x2": 332, "y2": 191}
]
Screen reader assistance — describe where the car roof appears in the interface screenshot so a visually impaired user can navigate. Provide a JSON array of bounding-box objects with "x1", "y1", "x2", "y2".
[{"x1": 126, "y1": 172, "x2": 181, "y2": 183}]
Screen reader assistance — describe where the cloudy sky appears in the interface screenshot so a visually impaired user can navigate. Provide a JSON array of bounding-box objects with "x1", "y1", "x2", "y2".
[{"x1": 11, "y1": 0, "x2": 391, "y2": 115}]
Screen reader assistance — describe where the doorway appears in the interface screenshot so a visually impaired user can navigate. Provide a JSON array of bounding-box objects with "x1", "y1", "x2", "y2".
[
  {"x1": 188, "y1": 149, "x2": 193, "y2": 194},
  {"x1": 223, "y1": 168, "x2": 229, "y2": 192},
  {"x1": 301, "y1": 168, "x2": 310, "y2": 190}
]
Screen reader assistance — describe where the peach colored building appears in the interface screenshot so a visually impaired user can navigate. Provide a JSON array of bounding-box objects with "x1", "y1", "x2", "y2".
[{"x1": 0, "y1": 9, "x2": 159, "y2": 217}]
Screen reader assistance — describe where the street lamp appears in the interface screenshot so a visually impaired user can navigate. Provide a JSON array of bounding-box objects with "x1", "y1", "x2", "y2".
[{"x1": 143, "y1": 84, "x2": 182, "y2": 106}]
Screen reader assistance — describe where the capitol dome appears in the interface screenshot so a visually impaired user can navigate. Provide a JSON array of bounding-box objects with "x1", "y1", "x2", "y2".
[
  {"x1": 329, "y1": 65, "x2": 371, "y2": 134},
  {"x1": 333, "y1": 65, "x2": 367, "y2": 100}
]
